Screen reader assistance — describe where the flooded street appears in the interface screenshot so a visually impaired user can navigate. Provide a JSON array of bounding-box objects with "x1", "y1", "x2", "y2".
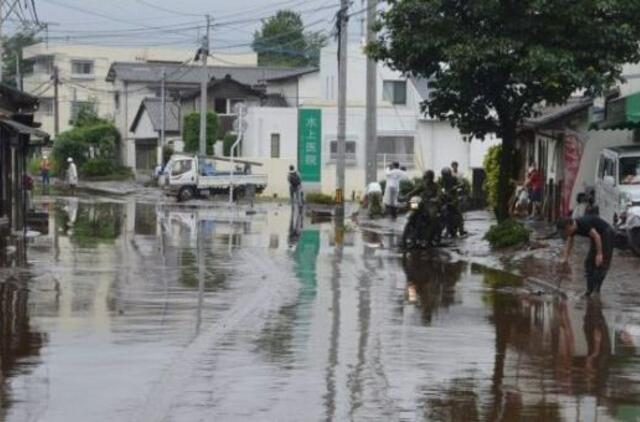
[{"x1": 1, "y1": 197, "x2": 640, "y2": 421}]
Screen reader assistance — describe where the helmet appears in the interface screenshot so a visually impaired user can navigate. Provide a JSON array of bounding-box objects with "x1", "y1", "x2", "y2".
[
  {"x1": 441, "y1": 167, "x2": 452, "y2": 177},
  {"x1": 67, "y1": 157, "x2": 73, "y2": 163}
]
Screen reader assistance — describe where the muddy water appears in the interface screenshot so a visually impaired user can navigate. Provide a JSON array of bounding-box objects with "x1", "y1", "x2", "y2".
[{"x1": 1, "y1": 198, "x2": 639, "y2": 421}]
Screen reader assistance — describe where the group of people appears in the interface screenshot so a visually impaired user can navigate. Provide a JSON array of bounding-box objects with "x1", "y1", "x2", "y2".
[
  {"x1": 364, "y1": 160, "x2": 466, "y2": 220},
  {"x1": 37, "y1": 155, "x2": 78, "y2": 194}
]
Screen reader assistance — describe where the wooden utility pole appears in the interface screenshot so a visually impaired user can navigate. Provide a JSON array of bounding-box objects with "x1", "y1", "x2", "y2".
[
  {"x1": 199, "y1": 15, "x2": 211, "y2": 156},
  {"x1": 0, "y1": 0, "x2": 4, "y2": 83},
  {"x1": 336, "y1": 0, "x2": 348, "y2": 212},
  {"x1": 365, "y1": 0, "x2": 377, "y2": 185},
  {"x1": 53, "y1": 65, "x2": 59, "y2": 137},
  {"x1": 160, "y1": 67, "x2": 166, "y2": 147}
]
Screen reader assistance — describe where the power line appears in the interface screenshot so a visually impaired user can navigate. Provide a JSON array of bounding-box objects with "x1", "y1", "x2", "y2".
[
  {"x1": 133, "y1": 0, "x2": 201, "y2": 18},
  {"x1": 30, "y1": 0, "x2": 40, "y2": 25},
  {"x1": 39, "y1": 0, "x2": 197, "y2": 40}
]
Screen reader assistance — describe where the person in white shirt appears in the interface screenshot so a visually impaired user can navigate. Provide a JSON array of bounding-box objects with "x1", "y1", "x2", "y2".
[
  {"x1": 66, "y1": 157, "x2": 78, "y2": 196},
  {"x1": 383, "y1": 162, "x2": 409, "y2": 219},
  {"x1": 365, "y1": 181, "x2": 383, "y2": 218}
]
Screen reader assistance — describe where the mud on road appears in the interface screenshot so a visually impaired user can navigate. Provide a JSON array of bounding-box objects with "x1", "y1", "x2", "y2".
[{"x1": 1, "y1": 198, "x2": 640, "y2": 421}]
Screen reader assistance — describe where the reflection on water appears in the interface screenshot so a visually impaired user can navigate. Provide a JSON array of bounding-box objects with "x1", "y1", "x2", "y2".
[
  {"x1": 0, "y1": 280, "x2": 47, "y2": 418},
  {"x1": 0, "y1": 198, "x2": 637, "y2": 421}
]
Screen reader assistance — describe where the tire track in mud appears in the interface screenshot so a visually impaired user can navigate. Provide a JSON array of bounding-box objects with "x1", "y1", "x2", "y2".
[{"x1": 131, "y1": 249, "x2": 297, "y2": 422}]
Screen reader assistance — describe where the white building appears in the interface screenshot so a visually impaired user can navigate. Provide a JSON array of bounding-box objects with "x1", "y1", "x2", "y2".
[
  {"x1": 239, "y1": 44, "x2": 500, "y2": 198},
  {"x1": 22, "y1": 43, "x2": 257, "y2": 138}
]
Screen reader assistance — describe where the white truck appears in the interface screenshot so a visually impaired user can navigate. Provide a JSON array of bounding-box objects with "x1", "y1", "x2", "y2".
[
  {"x1": 164, "y1": 154, "x2": 268, "y2": 202},
  {"x1": 593, "y1": 145, "x2": 640, "y2": 256}
]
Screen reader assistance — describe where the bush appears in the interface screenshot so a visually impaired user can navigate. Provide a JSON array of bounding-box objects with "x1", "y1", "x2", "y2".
[
  {"x1": 81, "y1": 158, "x2": 115, "y2": 177},
  {"x1": 305, "y1": 192, "x2": 335, "y2": 205},
  {"x1": 484, "y1": 219, "x2": 530, "y2": 249},
  {"x1": 223, "y1": 133, "x2": 237, "y2": 156},
  {"x1": 51, "y1": 137, "x2": 90, "y2": 175},
  {"x1": 483, "y1": 145, "x2": 501, "y2": 211},
  {"x1": 183, "y1": 112, "x2": 219, "y2": 155},
  {"x1": 27, "y1": 156, "x2": 41, "y2": 176}
]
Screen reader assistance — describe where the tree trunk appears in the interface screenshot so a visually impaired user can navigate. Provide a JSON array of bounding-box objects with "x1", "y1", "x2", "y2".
[{"x1": 496, "y1": 126, "x2": 516, "y2": 222}]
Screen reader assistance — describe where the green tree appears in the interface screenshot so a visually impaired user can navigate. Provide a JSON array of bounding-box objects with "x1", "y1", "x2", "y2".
[
  {"x1": 183, "y1": 112, "x2": 219, "y2": 155},
  {"x1": 252, "y1": 10, "x2": 327, "y2": 67},
  {"x1": 1, "y1": 32, "x2": 39, "y2": 88},
  {"x1": 52, "y1": 108, "x2": 121, "y2": 176},
  {"x1": 370, "y1": 0, "x2": 640, "y2": 221}
]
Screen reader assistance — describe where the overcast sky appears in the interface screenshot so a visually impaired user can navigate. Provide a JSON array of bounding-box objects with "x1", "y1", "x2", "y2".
[{"x1": 3, "y1": 0, "x2": 368, "y2": 52}]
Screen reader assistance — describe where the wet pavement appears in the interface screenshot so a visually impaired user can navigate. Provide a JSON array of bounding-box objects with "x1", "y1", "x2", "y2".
[{"x1": 1, "y1": 196, "x2": 640, "y2": 421}]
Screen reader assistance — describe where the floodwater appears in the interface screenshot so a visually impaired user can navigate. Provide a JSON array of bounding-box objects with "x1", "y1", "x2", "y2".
[{"x1": 1, "y1": 197, "x2": 640, "y2": 421}]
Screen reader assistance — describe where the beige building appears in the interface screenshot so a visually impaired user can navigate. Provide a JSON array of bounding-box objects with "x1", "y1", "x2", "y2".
[{"x1": 22, "y1": 43, "x2": 257, "y2": 137}]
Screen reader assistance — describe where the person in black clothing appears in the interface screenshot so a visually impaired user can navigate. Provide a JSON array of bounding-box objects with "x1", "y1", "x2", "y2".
[
  {"x1": 288, "y1": 165, "x2": 302, "y2": 205},
  {"x1": 557, "y1": 215, "x2": 615, "y2": 296}
]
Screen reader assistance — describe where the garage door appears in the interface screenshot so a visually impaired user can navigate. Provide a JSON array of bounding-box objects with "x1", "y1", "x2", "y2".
[{"x1": 136, "y1": 144, "x2": 157, "y2": 173}]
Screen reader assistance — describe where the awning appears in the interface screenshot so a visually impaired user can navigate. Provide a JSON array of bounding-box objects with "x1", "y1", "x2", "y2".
[
  {"x1": 0, "y1": 117, "x2": 49, "y2": 142},
  {"x1": 592, "y1": 92, "x2": 640, "y2": 130}
]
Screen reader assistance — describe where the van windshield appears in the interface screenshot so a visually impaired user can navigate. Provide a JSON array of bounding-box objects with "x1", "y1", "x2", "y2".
[{"x1": 620, "y1": 156, "x2": 640, "y2": 185}]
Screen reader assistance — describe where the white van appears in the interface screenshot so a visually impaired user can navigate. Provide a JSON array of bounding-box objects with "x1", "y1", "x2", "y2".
[{"x1": 594, "y1": 146, "x2": 640, "y2": 255}]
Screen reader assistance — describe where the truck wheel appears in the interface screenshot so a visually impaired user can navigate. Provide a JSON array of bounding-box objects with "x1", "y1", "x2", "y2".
[
  {"x1": 178, "y1": 186, "x2": 195, "y2": 202},
  {"x1": 629, "y1": 227, "x2": 640, "y2": 257}
]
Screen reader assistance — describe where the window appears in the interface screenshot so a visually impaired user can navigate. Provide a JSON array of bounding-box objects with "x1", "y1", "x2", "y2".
[
  {"x1": 598, "y1": 155, "x2": 616, "y2": 183},
  {"x1": 383, "y1": 80, "x2": 407, "y2": 105},
  {"x1": 214, "y1": 98, "x2": 228, "y2": 114},
  {"x1": 70, "y1": 101, "x2": 96, "y2": 122},
  {"x1": 377, "y1": 135, "x2": 414, "y2": 165},
  {"x1": 329, "y1": 140, "x2": 356, "y2": 161},
  {"x1": 39, "y1": 98, "x2": 54, "y2": 116},
  {"x1": 171, "y1": 159, "x2": 193, "y2": 177},
  {"x1": 620, "y1": 156, "x2": 640, "y2": 185},
  {"x1": 71, "y1": 60, "x2": 94, "y2": 77},
  {"x1": 114, "y1": 92, "x2": 120, "y2": 110},
  {"x1": 270, "y1": 133, "x2": 281, "y2": 158},
  {"x1": 35, "y1": 56, "x2": 54, "y2": 75}
]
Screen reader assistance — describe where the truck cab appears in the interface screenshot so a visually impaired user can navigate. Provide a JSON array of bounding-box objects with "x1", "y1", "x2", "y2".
[{"x1": 595, "y1": 146, "x2": 640, "y2": 226}]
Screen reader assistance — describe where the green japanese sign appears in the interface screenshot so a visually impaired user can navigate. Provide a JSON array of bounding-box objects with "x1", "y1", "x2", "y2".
[{"x1": 298, "y1": 108, "x2": 322, "y2": 182}]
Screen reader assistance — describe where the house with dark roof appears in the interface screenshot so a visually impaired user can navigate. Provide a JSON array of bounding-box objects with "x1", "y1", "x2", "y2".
[
  {"x1": 0, "y1": 83, "x2": 48, "y2": 251},
  {"x1": 129, "y1": 98, "x2": 181, "y2": 174},
  {"x1": 515, "y1": 97, "x2": 595, "y2": 220},
  {"x1": 105, "y1": 61, "x2": 315, "y2": 173}
]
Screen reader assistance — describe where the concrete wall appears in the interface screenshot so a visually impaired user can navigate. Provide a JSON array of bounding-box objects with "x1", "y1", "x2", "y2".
[
  {"x1": 416, "y1": 120, "x2": 500, "y2": 178},
  {"x1": 244, "y1": 107, "x2": 299, "y2": 158}
]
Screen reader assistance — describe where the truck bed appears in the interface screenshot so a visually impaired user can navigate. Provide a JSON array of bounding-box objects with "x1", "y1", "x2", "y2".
[{"x1": 195, "y1": 174, "x2": 268, "y2": 189}]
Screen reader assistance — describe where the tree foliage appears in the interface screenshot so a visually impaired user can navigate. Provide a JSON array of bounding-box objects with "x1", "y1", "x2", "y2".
[
  {"x1": 183, "y1": 112, "x2": 219, "y2": 155},
  {"x1": 1, "y1": 33, "x2": 38, "y2": 88},
  {"x1": 52, "y1": 109, "x2": 121, "y2": 175},
  {"x1": 252, "y1": 10, "x2": 327, "y2": 67},
  {"x1": 370, "y1": 0, "x2": 640, "y2": 220}
]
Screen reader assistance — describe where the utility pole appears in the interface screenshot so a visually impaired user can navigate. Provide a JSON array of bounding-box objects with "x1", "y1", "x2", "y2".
[
  {"x1": 199, "y1": 14, "x2": 211, "y2": 156},
  {"x1": 15, "y1": 51, "x2": 21, "y2": 91},
  {"x1": 336, "y1": 0, "x2": 349, "y2": 214},
  {"x1": 0, "y1": 0, "x2": 4, "y2": 83},
  {"x1": 160, "y1": 67, "x2": 166, "y2": 148},
  {"x1": 364, "y1": 0, "x2": 377, "y2": 185},
  {"x1": 52, "y1": 66, "x2": 59, "y2": 137}
]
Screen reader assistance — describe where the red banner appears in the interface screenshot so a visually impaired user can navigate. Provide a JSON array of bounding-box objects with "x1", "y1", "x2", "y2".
[{"x1": 562, "y1": 133, "x2": 584, "y2": 217}]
